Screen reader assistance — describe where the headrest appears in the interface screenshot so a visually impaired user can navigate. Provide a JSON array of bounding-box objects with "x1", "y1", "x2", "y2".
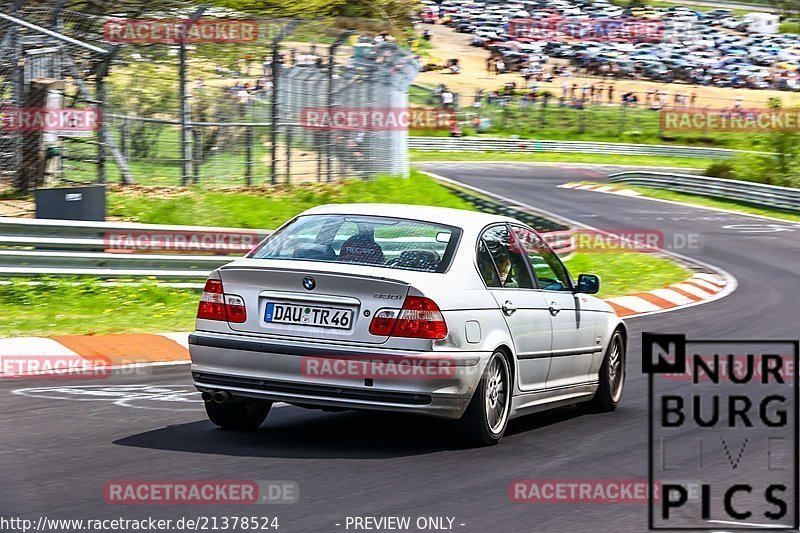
[{"x1": 338, "y1": 235, "x2": 384, "y2": 264}]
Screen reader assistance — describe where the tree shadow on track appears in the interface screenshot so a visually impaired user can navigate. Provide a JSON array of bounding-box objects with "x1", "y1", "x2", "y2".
[{"x1": 114, "y1": 404, "x2": 587, "y2": 459}]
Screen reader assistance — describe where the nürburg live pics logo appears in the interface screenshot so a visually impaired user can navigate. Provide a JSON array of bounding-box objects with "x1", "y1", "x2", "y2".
[{"x1": 643, "y1": 332, "x2": 799, "y2": 530}]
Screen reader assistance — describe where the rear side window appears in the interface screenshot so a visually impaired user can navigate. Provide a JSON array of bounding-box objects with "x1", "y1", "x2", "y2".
[
  {"x1": 477, "y1": 240, "x2": 502, "y2": 288},
  {"x1": 250, "y1": 214, "x2": 461, "y2": 273},
  {"x1": 479, "y1": 225, "x2": 534, "y2": 289}
]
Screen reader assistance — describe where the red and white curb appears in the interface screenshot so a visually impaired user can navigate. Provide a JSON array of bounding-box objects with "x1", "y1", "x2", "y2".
[
  {"x1": 558, "y1": 182, "x2": 641, "y2": 197},
  {"x1": 604, "y1": 273, "x2": 729, "y2": 318},
  {"x1": 0, "y1": 273, "x2": 731, "y2": 376},
  {"x1": 0, "y1": 332, "x2": 190, "y2": 377}
]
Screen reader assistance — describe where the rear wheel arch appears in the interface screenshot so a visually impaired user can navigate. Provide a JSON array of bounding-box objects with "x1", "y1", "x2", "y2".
[{"x1": 493, "y1": 344, "x2": 516, "y2": 389}]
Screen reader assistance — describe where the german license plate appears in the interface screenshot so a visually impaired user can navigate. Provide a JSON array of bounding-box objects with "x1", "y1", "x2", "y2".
[{"x1": 264, "y1": 302, "x2": 353, "y2": 330}]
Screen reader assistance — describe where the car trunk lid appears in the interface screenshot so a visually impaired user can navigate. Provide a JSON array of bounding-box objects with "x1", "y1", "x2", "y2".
[{"x1": 218, "y1": 261, "x2": 410, "y2": 344}]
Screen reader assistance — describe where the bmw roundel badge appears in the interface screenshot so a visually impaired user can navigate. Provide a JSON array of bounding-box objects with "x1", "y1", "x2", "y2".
[{"x1": 302, "y1": 276, "x2": 316, "y2": 291}]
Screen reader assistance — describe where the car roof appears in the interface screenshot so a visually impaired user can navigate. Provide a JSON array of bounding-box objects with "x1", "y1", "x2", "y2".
[{"x1": 302, "y1": 203, "x2": 519, "y2": 232}]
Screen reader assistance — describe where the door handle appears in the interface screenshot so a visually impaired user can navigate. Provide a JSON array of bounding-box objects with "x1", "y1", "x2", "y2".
[
  {"x1": 502, "y1": 301, "x2": 517, "y2": 316},
  {"x1": 549, "y1": 302, "x2": 561, "y2": 316}
]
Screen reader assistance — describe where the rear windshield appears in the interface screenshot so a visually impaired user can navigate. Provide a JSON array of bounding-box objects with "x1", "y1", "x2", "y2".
[{"x1": 249, "y1": 214, "x2": 461, "y2": 273}]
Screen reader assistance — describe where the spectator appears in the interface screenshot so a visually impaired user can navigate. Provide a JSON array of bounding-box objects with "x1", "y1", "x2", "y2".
[
  {"x1": 440, "y1": 87, "x2": 454, "y2": 110},
  {"x1": 236, "y1": 86, "x2": 251, "y2": 104},
  {"x1": 473, "y1": 88, "x2": 484, "y2": 108},
  {"x1": 645, "y1": 87, "x2": 655, "y2": 106},
  {"x1": 447, "y1": 58, "x2": 461, "y2": 74},
  {"x1": 657, "y1": 88, "x2": 668, "y2": 107},
  {"x1": 607, "y1": 84, "x2": 614, "y2": 104},
  {"x1": 471, "y1": 114, "x2": 480, "y2": 130}
]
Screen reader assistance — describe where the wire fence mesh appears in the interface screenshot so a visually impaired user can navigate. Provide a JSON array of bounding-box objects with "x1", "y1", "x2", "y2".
[{"x1": 0, "y1": 2, "x2": 422, "y2": 189}]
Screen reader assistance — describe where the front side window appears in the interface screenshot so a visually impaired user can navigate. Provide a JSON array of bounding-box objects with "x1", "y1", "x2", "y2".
[
  {"x1": 510, "y1": 226, "x2": 572, "y2": 291},
  {"x1": 479, "y1": 225, "x2": 533, "y2": 289},
  {"x1": 250, "y1": 215, "x2": 460, "y2": 273}
]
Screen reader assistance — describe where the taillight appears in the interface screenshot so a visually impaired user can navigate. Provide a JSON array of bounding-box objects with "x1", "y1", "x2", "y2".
[
  {"x1": 224, "y1": 295, "x2": 247, "y2": 323},
  {"x1": 198, "y1": 279, "x2": 225, "y2": 321},
  {"x1": 369, "y1": 296, "x2": 448, "y2": 339},
  {"x1": 368, "y1": 309, "x2": 399, "y2": 336},
  {"x1": 197, "y1": 279, "x2": 247, "y2": 323}
]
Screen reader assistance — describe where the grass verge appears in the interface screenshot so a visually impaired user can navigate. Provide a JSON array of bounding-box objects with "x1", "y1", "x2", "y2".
[
  {"x1": 0, "y1": 280, "x2": 200, "y2": 337},
  {"x1": 410, "y1": 150, "x2": 709, "y2": 169},
  {"x1": 565, "y1": 252, "x2": 689, "y2": 299},
  {"x1": 108, "y1": 170, "x2": 477, "y2": 227},
  {"x1": 0, "y1": 251, "x2": 689, "y2": 336}
]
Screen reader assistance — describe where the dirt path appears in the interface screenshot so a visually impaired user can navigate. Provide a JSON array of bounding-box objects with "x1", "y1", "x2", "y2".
[{"x1": 417, "y1": 23, "x2": 800, "y2": 110}]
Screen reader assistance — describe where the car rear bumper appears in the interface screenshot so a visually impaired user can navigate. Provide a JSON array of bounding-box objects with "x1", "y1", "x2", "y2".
[{"x1": 189, "y1": 331, "x2": 491, "y2": 419}]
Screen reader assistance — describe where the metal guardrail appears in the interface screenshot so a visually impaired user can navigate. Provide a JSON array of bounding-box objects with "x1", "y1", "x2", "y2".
[
  {"x1": 0, "y1": 218, "x2": 271, "y2": 279},
  {"x1": 408, "y1": 137, "x2": 768, "y2": 160},
  {"x1": 608, "y1": 171, "x2": 800, "y2": 213},
  {"x1": 0, "y1": 190, "x2": 577, "y2": 278}
]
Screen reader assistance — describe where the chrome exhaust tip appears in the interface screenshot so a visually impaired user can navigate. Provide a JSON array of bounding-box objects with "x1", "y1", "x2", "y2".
[{"x1": 201, "y1": 390, "x2": 214, "y2": 403}]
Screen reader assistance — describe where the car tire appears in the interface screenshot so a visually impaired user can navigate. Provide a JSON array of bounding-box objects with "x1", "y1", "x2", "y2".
[
  {"x1": 584, "y1": 329, "x2": 626, "y2": 413},
  {"x1": 458, "y1": 351, "x2": 512, "y2": 446},
  {"x1": 205, "y1": 398, "x2": 272, "y2": 430}
]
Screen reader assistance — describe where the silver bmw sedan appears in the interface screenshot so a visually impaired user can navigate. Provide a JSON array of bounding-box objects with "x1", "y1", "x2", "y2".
[{"x1": 190, "y1": 203, "x2": 627, "y2": 445}]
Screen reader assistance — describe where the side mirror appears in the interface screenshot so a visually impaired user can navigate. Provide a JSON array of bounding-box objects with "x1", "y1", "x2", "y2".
[{"x1": 575, "y1": 273, "x2": 600, "y2": 295}]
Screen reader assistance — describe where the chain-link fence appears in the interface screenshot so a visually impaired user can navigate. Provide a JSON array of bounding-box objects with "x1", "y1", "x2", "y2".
[
  {"x1": 0, "y1": 2, "x2": 421, "y2": 189},
  {"x1": 1, "y1": 2, "x2": 113, "y2": 189}
]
